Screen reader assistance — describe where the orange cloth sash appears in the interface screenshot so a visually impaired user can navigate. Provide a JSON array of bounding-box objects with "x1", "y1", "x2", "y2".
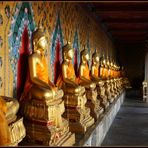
[{"x1": 36, "y1": 56, "x2": 48, "y2": 83}]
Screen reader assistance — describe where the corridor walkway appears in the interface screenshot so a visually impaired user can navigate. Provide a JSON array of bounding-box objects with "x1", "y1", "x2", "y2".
[{"x1": 102, "y1": 89, "x2": 148, "y2": 146}]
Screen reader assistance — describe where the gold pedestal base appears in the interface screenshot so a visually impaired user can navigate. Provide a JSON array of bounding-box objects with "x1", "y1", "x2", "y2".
[
  {"x1": 86, "y1": 100, "x2": 104, "y2": 121},
  {"x1": 100, "y1": 100, "x2": 109, "y2": 110},
  {"x1": 21, "y1": 98, "x2": 75, "y2": 146},
  {"x1": 63, "y1": 106, "x2": 94, "y2": 134},
  {"x1": 1, "y1": 96, "x2": 26, "y2": 146},
  {"x1": 85, "y1": 89, "x2": 104, "y2": 121},
  {"x1": 96, "y1": 82, "x2": 110, "y2": 110},
  {"x1": 9, "y1": 117, "x2": 26, "y2": 146},
  {"x1": 108, "y1": 98, "x2": 114, "y2": 103},
  {"x1": 24, "y1": 119, "x2": 75, "y2": 146}
]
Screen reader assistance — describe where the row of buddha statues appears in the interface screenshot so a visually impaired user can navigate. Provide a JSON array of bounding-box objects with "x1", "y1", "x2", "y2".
[{"x1": 0, "y1": 26, "x2": 130, "y2": 146}]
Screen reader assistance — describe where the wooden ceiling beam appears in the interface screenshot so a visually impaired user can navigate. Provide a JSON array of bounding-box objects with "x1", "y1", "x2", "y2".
[
  {"x1": 107, "y1": 24, "x2": 148, "y2": 30},
  {"x1": 92, "y1": 2, "x2": 148, "y2": 11},
  {"x1": 101, "y1": 18, "x2": 148, "y2": 23},
  {"x1": 95, "y1": 11, "x2": 148, "y2": 19}
]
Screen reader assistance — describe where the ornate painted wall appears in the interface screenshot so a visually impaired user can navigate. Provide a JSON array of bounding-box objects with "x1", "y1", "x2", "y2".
[{"x1": 0, "y1": 1, "x2": 116, "y2": 98}]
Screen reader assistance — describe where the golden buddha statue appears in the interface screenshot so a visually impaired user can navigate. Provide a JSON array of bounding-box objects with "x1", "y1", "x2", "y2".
[
  {"x1": 91, "y1": 51, "x2": 100, "y2": 81},
  {"x1": 0, "y1": 96, "x2": 26, "y2": 146},
  {"x1": 78, "y1": 48, "x2": 104, "y2": 121},
  {"x1": 100, "y1": 54, "x2": 109, "y2": 79},
  {"x1": 78, "y1": 48, "x2": 95, "y2": 88},
  {"x1": 60, "y1": 42, "x2": 94, "y2": 134},
  {"x1": 20, "y1": 26, "x2": 75, "y2": 146},
  {"x1": 108, "y1": 61, "x2": 116, "y2": 99}
]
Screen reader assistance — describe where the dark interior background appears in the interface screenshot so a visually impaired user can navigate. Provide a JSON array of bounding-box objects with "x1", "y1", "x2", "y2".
[
  {"x1": 82, "y1": 2, "x2": 148, "y2": 90},
  {"x1": 116, "y1": 43, "x2": 145, "y2": 89}
]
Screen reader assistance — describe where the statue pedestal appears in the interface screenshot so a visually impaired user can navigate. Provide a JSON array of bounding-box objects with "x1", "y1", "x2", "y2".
[
  {"x1": 104, "y1": 80, "x2": 114, "y2": 104},
  {"x1": 1, "y1": 96, "x2": 26, "y2": 146},
  {"x1": 75, "y1": 90, "x2": 125, "y2": 146},
  {"x1": 24, "y1": 119, "x2": 75, "y2": 146},
  {"x1": 9, "y1": 117, "x2": 26, "y2": 146},
  {"x1": 62, "y1": 93, "x2": 94, "y2": 134},
  {"x1": 85, "y1": 89, "x2": 104, "y2": 121},
  {"x1": 21, "y1": 98, "x2": 75, "y2": 146},
  {"x1": 96, "y1": 82, "x2": 109, "y2": 110},
  {"x1": 113, "y1": 79, "x2": 120, "y2": 96}
]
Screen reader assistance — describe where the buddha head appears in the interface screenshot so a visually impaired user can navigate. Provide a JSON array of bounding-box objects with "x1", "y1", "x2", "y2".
[
  {"x1": 63, "y1": 42, "x2": 74, "y2": 61},
  {"x1": 92, "y1": 50, "x2": 100, "y2": 65},
  {"x1": 32, "y1": 25, "x2": 48, "y2": 54},
  {"x1": 80, "y1": 47, "x2": 89, "y2": 63},
  {"x1": 100, "y1": 53, "x2": 105, "y2": 67}
]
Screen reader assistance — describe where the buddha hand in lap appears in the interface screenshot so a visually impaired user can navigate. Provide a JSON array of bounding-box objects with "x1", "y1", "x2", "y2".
[{"x1": 91, "y1": 51, "x2": 101, "y2": 84}]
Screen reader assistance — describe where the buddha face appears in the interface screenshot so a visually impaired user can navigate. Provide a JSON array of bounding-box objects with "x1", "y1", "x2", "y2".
[
  {"x1": 67, "y1": 48, "x2": 74, "y2": 60},
  {"x1": 93, "y1": 55, "x2": 99, "y2": 63},
  {"x1": 38, "y1": 37, "x2": 48, "y2": 53},
  {"x1": 83, "y1": 53, "x2": 89, "y2": 62},
  {"x1": 107, "y1": 60, "x2": 110, "y2": 66},
  {"x1": 103, "y1": 59, "x2": 106, "y2": 65}
]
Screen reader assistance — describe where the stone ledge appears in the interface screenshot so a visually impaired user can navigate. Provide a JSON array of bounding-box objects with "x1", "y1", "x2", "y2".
[{"x1": 75, "y1": 91, "x2": 125, "y2": 146}]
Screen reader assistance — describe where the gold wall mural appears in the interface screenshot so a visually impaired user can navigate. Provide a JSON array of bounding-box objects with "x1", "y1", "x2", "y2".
[{"x1": 0, "y1": 1, "x2": 116, "y2": 98}]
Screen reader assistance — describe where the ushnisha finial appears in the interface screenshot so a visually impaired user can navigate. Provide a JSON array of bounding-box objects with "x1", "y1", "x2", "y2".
[{"x1": 62, "y1": 41, "x2": 73, "y2": 53}]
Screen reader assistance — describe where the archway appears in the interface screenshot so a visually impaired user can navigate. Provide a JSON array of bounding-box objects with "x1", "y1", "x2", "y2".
[
  {"x1": 17, "y1": 27, "x2": 30, "y2": 100},
  {"x1": 8, "y1": 2, "x2": 35, "y2": 98},
  {"x1": 73, "y1": 30, "x2": 80, "y2": 76},
  {"x1": 50, "y1": 14, "x2": 63, "y2": 84},
  {"x1": 54, "y1": 38, "x2": 61, "y2": 84}
]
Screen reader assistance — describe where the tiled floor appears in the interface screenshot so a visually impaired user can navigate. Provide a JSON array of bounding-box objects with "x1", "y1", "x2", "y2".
[{"x1": 102, "y1": 89, "x2": 148, "y2": 146}]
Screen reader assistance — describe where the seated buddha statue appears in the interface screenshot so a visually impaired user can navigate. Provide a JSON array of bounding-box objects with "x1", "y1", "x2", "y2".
[
  {"x1": 78, "y1": 48, "x2": 96, "y2": 89},
  {"x1": 20, "y1": 26, "x2": 63, "y2": 102},
  {"x1": 20, "y1": 26, "x2": 75, "y2": 146},
  {"x1": 101, "y1": 56, "x2": 107, "y2": 80},
  {"x1": 0, "y1": 96, "x2": 26, "y2": 146},
  {"x1": 58, "y1": 43, "x2": 85, "y2": 96},
  {"x1": 59, "y1": 42, "x2": 94, "y2": 134},
  {"x1": 79, "y1": 48, "x2": 97, "y2": 104},
  {"x1": 78, "y1": 48, "x2": 104, "y2": 120}
]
